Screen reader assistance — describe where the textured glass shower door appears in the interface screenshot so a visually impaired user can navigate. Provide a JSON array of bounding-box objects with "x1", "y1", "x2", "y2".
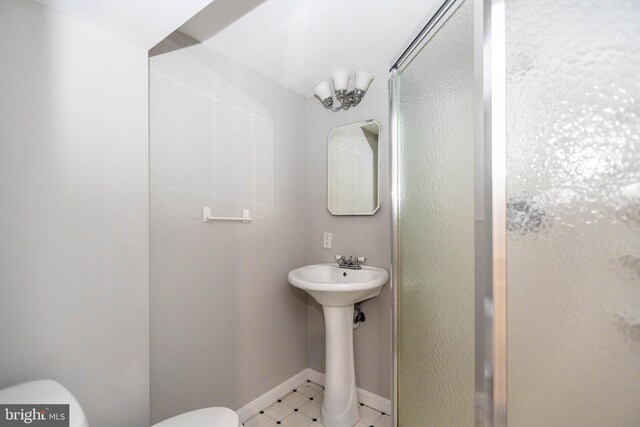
[
  {"x1": 505, "y1": 0, "x2": 640, "y2": 425},
  {"x1": 395, "y1": 0, "x2": 476, "y2": 425}
]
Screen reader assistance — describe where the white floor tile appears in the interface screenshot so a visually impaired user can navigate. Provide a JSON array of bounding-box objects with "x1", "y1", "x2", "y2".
[
  {"x1": 296, "y1": 382, "x2": 323, "y2": 398},
  {"x1": 298, "y1": 400, "x2": 321, "y2": 419},
  {"x1": 281, "y1": 411, "x2": 313, "y2": 427},
  {"x1": 264, "y1": 401, "x2": 294, "y2": 421},
  {"x1": 244, "y1": 413, "x2": 276, "y2": 427},
  {"x1": 247, "y1": 383, "x2": 391, "y2": 427},
  {"x1": 358, "y1": 405, "x2": 382, "y2": 426},
  {"x1": 374, "y1": 414, "x2": 392, "y2": 427},
  {"x1": 282, "y1": 391, "x2": 310, "y2": 409}
]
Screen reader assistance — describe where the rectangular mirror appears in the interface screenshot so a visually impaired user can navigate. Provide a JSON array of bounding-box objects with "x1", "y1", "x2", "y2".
[{"x1": 327, "y1": 119, "x2": 380, "y2": 215}]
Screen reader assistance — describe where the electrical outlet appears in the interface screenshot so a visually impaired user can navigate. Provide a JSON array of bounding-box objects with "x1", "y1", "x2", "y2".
[{"x1": 323, "y1": 232, "x2": 332, "y2": 249}]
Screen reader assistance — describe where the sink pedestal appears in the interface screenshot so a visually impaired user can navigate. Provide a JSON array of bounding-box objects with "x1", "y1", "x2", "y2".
[{"x1": 321, "y1": 304, "x2": 359, "y2": 427}]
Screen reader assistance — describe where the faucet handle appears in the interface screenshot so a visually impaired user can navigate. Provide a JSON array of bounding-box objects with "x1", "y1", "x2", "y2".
[
  {"x1": 356, "y1": 256, "x2": 366, "y2": 263},
  {"x1": 335, "y1": 255, "x2": 344, "y2": 261}
]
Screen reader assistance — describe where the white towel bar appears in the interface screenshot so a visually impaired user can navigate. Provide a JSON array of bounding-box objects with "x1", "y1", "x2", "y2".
[{"x1": 202, "y1": 207, "x2": 252, "y2": 223}]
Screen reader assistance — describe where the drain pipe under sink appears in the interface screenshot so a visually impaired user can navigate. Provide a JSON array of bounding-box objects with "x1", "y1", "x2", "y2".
[{"x1": 353, "y1": 304, "x2": 365, "y2": 329}]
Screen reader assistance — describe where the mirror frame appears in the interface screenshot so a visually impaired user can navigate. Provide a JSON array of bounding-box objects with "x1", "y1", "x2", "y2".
[{"x1": 327, "y1": 119, "x2": 381, "y2": 216}]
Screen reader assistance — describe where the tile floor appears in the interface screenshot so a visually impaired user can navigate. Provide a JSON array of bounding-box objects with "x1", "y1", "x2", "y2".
[{"x1": 243, "y1": 380, "x2": 391, "y2": 427}]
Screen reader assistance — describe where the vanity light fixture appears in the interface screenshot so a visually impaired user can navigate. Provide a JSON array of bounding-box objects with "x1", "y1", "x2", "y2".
[{"x1": 314, "y1": 70, "x2": 374, "y2": 111}]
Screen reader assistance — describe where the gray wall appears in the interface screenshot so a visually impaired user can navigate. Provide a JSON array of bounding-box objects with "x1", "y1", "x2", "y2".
[
  {"x1": 0, "y1": 1, "x2": 150, "y2": 426},
  {"x1": 304, "y1": 73, "x2": 392, "y2": 399},
  {"x1": 149, "y1": 32, "x2": 309, "y2": 424},
  {"x1": 0, "y1": 3, "x2": 391, "y2": 426}
]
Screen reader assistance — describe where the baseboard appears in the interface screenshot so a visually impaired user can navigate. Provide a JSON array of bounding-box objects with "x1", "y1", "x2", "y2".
[
  {"x1": 236, "y1": 368, "x2": 391, "y2": 422},
  {"x1": 236, "y1": 369, "x2": 313, "y2": 422},
  {"x1": 356, "y1": 387, "x2": 392, "y2": 415}
]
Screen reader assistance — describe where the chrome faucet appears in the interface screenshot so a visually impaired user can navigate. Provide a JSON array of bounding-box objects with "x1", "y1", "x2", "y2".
[{"x1": 335, "y1": 255, "x2": 366, "y2": 270}]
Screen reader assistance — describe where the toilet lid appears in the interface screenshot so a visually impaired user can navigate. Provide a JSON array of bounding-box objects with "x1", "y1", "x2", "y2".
[
  {"x1": 0, "y1": 380, "x2": 88, "y2": 427},
  {"x1": 152, "y1": 407, "x2": 240, "y2": 427}
]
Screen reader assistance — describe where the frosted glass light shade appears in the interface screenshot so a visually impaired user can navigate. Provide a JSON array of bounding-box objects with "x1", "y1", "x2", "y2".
[
  {"x1": 331, "y1": 71, "x2": 350, "y2": 91},
  {"x1": 355, "y1": 71, "x2": 374, "y2": 91},
  {"x1": 314, "y1": 81, "x2": 332, "y2": 101}
]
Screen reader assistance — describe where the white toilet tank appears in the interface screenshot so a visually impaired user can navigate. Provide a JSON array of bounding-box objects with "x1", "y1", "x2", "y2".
[{"x1": 0, "y1": 380, "x2": 89, "y2": 427}]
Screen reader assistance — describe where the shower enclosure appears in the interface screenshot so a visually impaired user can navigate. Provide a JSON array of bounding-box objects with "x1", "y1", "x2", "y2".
[{"x1": 391, "y1": 0, "x2": 640, "y2": 425}]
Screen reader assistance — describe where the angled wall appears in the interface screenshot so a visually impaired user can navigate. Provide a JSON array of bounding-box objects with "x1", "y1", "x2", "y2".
[{"x1": 149, "y1": 32, "x2": 309, "y2": 424}]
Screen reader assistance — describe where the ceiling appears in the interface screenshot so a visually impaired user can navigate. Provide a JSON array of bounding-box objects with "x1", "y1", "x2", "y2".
[
  {"x1": 34, "y1": 0, "x2": 215, "y2": 49},
  {"x1": 33, "y1": 0, "x2": 439, "y2": 94},
  {"x1": 179, "y1": 0, "x2": 439, "y2": 95}
]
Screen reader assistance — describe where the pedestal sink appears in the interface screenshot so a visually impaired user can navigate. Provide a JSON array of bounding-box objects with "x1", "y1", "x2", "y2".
[{"x1": 288, "y1": 263, "x2": 389, "y2": 427}]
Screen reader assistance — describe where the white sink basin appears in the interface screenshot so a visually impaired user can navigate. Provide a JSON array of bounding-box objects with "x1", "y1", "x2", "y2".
[{"x1": 288, "y1": 263, "x2": 389, "y2": 307}]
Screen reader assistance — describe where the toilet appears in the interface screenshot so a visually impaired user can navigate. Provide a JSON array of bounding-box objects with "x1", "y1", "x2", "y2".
[
  {"x1": 0, "y1": 380, "x2": 240, "y2": 427},
  {"x1": 153, "y1": 407, "x2": 240, "y2": 427}
]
